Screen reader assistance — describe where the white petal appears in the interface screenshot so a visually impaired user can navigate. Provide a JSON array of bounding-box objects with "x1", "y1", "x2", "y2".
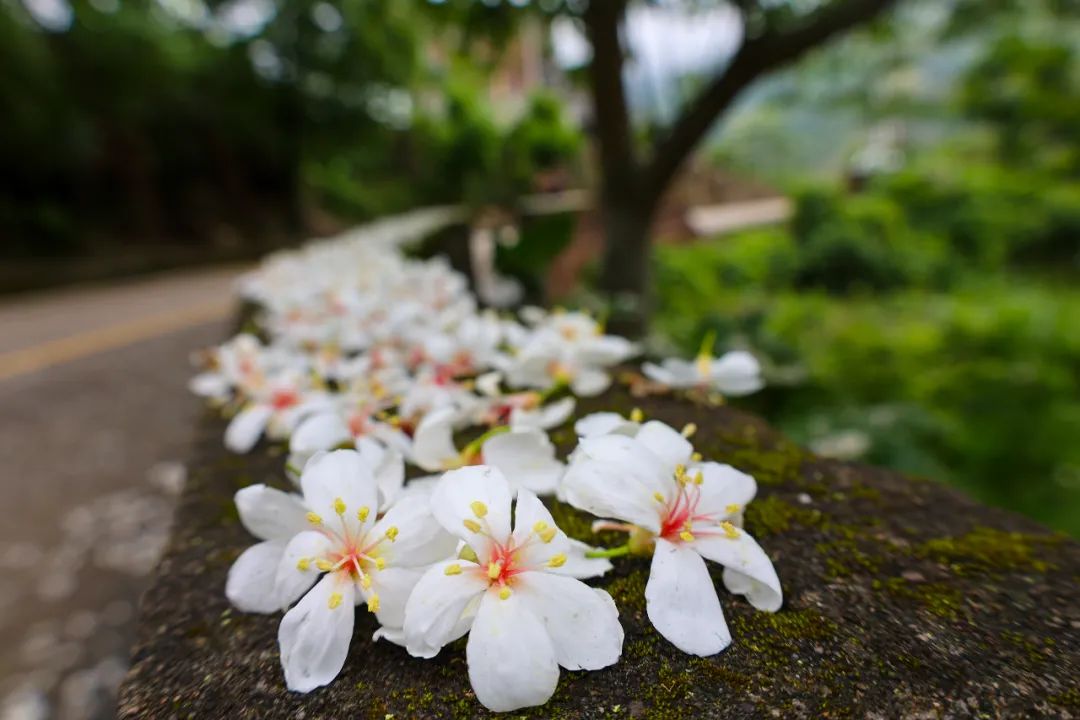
[
  {"x1": 403, "y1": 559, "x2": 487, "y2": 658},
  {"x1": 370, "y1": 494, "x2": 458, "y2": 568},
  {"x1": 554, "y1": 539, "x2": 614, "y2": 580},
  {"x1": 278, "y1": 575, "x2": 355, "y2": 692},
  {"x1": 226, "y1": 541, "x2": 286, "y2": 613},
  {"x1": 711, "y1": 351, "x2": 763, "y2": 396},
  {"x1": 482, "y1": 429, "x2": 564, "y2": 496},
  {"x1": 411, "y1": 406, "x2": 461, "y2": 471},
  {"x1": 290, "y1": 412, "x2": 351, "y2": 454},
  {"x1": 368, "y1": 566, "x2": 422, "y2": 630},
  {"x1": 511, "y1": 397, "x2": 575, "y2": 430},
  {"x1": 189, "y1": 372, "x2": 230, "y2": 399},
  {"x1": 561, "y1": 435, "x2": 667, "y2": 532},
  {"x1": 300, "y1": 450, "x2": 378, "y2": 539},
  {"x1": 510, "y1": 490, "x2": 572, "y2": 569},
  {"x1": 517, "y1": 571, "x2": 622, "y2": 670},
  {"x1": 225, "y1": 404, "x2": 273, "y2": 453},
  {"x1": 645, "y1": 538, "x2": 731, "y2": 656},
  {"x1": 635, "y1": 421, "x2": 693, "y2": 469},
  {"x1": 430, "y1": 466, "x2": 513, "y2": 551},
  {"x1": 573, "y1": 412, "x2": 638, "y2": 438},
  {"x1": 570, "y1": 367, "x2": 611, "y2": 397},
  {"x1": 234, "y1": 484, "x2": 309, "y2": 542},
  {"x1": 641, "y1": 361, "x2": 677, "y2": 386},
  {"x1": 466, "y1": 590, "x2": 560, "y2": 712},
  {"x1": 693, "y1": 462, "x2": 758, "y2": 517},
  {"x1": 355, "y1": 437, "x2": 406, "y2": 509},
  {"x1": 275, "y1": 531, "x2": 331, "y2": 607},
  {"x1": 693, "y1": 530, "x2": 782, "y2": 612}
]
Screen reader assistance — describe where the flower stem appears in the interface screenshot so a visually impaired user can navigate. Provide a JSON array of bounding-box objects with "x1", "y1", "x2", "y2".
[
  {"x1": 461, "y1": 424, "x2": 511, "y2": 460},
  {"x1": 585, "y1": 544, "x2": 631, "y2": 559}
]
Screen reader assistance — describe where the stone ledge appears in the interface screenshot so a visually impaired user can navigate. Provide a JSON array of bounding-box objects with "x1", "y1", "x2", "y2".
[{"x1": 118, "y1": 384, "x2": 1079, "y2": 719}]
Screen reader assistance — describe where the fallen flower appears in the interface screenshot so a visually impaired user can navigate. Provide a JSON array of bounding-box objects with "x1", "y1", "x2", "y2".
[{"x1": 402, "y1": 466, "x2": 623, "y2": 712}]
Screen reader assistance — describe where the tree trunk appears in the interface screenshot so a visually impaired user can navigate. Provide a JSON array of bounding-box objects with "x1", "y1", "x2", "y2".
[{"x1": 598, "y1": 196, "x2": 654, "y2": 339}]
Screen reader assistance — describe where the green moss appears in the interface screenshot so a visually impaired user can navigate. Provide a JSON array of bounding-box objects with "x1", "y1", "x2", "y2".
[
  {"x1": 1000, "y1": 630, "x2": 1054, "y2": 665},
  {"x1": 732, "y1": 609, "x2": 838, "y2": 664},
  {"x1": 875, "y1": 577, "x2": 965, "y2": 620},
  {"x1": 604, "y1": 569, "x2": 649, "y2": 615},
  {"x1": 916, "y1": 526, "x2": 1063, "y2": 574},
  {"x1": 544, "y1": 499, "x2": 600, "y2": 543},
  {"x1": 816, "y1": 537, "x2": 884, "y2": 579},
  {"x1": 743, "y1": 495, "x2": 823, "y2": 536},
  {"x1": 1048, "y1": 687, "x2": 1080, "y2": 710}
]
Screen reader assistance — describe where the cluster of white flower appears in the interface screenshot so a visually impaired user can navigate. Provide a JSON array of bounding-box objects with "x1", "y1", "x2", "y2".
[{"x1": 192, "y1": 215, "x2": 779, "y2": 713}]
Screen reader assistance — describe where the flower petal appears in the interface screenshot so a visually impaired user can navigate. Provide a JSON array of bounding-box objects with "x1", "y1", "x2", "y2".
[
  {"x1": 275, "y1": 530, "x2": 332, "y2": 607},
  {"x1": 561, "y1": 435, "x2": 667, "y2": 532},
  {"x1": 300, "y1": 450, "x2": 378, "y2": 538},
  {"x1": 430, "y1": 466, "x2": 513, "y2": 550},
  {"x1": 234, "y1": 484, "x2": 309, "y2": 542},
  {"x1": 466, "y1": 590, "x2": 560, "y2": 712},
  {"x1": 573, "y1": 412, "x2": 638, "y2": 438},
  {"x1": 226, "y1": 540, "x2": 287, "y2": 613},
  {"x1": 510, "y1": 490, "x2": 572, "y2": 569},
  {"x1": 635, "y1": 420, "x2": 693, "y2": 469},
  {"x1": 693, "y1": 462, "x2": 758, "y2": 518},
  {"x1": 411, "y1": 406, "x2": 461, "y2": 471},
  {"x1": 570, "y1": 367, "x2": 611, "y2": 397},
  {"x1": 511, "y1": 397, "x2": 575, "y2": 430},
  {"x1": 555, "y1": 539, "x2": 615, "y2": 580},
  {"x1": 371, "y1": 494, "x2": 458, "y2": 568},
  {"x1": 482, "y1": 429, "x2": 564, "y2": 496},
  {"x1": 290, "y1": 412, "x2": 351, "y2": 455},
  {"x1": 693, "y1": 530, "x2": 782, "y2": 612},
  {"x1": 645, "y1": 538, "x2": 731, "y2": 656},
  {"x1": 225, "y1": 404, "x2": 273, "y2": 453},
  {"x1": 355, "y1": 437, "x2": 405, "y2": 509},
  {"x1": 403, "y1": 559, "x2": 487, "y2": 658},
  {"x1": 517, "y1": 571, "x2": 623, "y2": 670},
  {"x1": 711, "y1": 351, "x2": 763, "y2": 396},
  {"x1": 367, "y1": 565, "x2": 422, "y2": 630},
  {"x1": 278, "y1": 574, "x2": 355, "y2": 692}
]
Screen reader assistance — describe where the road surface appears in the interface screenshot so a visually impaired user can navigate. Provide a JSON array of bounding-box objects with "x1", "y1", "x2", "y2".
[{"x1": 0, "y1": 268, "x2": 240, "y2": 720}]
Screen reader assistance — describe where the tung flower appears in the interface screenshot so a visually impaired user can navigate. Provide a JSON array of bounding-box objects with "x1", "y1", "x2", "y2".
[
  {"x1": 562, "y1": 421, "x2": 782, "y2": 656},
  {"x1": 403, "y1": 466, "x2": 623, "y2": 712}
]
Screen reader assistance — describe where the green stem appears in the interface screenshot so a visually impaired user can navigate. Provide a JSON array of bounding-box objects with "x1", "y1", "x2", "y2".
[
  {"x1": 697, "y1": 328, "x2": 717, "y2": 359},
  {"x1": 461, "y1": 424, "x2": 512, "y2": 459},
  {"x1": 585, "y1": 544, "x2": 631, "y2": 559},
  {"x1": 538, "y1": 379, "x2": 569, "y2": 403}
]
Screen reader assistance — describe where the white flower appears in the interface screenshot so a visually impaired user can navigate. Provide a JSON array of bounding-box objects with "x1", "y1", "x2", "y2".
[
  {"x1": 643, "y1": 344, "x2": 763, "y2": 397},
  {"x1": 411, "y1": 409, "x2": 565, "y2": 495},
  {"x1": 562, "y1": 421, "x2": 782, "y2": 656},
  {"x1": 224, "y1": 371, "x2": 333, "y2": 453},
  {"x1": 402, "y1": 466, "x2": 623, "y2": 712},
  {"x1": 227, "y1": 450, "x2": 456, "y2": 692},
  {"x1": 573, "y1": 410, "x2": 643, "y2": 439}
]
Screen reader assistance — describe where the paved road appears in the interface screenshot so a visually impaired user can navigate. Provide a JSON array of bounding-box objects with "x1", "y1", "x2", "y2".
[{"x1": 0, "y1": 268, "x2": 240, "y2": 720}]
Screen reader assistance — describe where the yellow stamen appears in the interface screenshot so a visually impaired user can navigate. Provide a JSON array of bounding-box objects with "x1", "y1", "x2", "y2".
[
  {"x1": 691, "y1": 452, "x2": 703, "y2": 462},
  {"x1": 361, "y1": 574, "x2": 372, "y2": 589},
  {"x1": 681, "y1": 422, "x2": 697, "y2": 438},
  {"x1": 375, "y1": 557, "x2": 387, "y2": 570},
  {"x1": 722, "y1": 521, "x2": 740, "y2": 539},
  {"x1": 463, "y1": 519, "x2": 482, "y2": 533},
  {"x1": 498, "y1": 586, "x2": 512, "y2": 600},
  {"x1": 653, "y1": 491, "x2": 665, "y2": 503},
  {"x1": 539, "y1": 527, "x2": 557, "y2": 543},
  {"x1": 629, "y1": 408, "x2": 644, "y2": 423},
  {"x1": 487, "y1": 561, "x2": 502, "y2": 580},
  {"x1": 470, "y1": 501, "x2": 488, "y2": 518},
  {"x1": 693, "y1": 471, "x2": 704, "y2": 486},
  {"x1": 306, "y1": 511, "x2": 322, "y2": 525},
  {"x1": 680, "y1": 530, "x2": 695, "y2": 543},
  {"x1": 385, "y1": 526, "x2": 399, "y2": 542},
  {"x1": 532, "y1": 520, "x2": 548, "y2": 533},
  {"x1": 367, "y1": 594, "x2": 380, "y2": 613},
  {"x1": 316, "y1": 559, "x2": 334, "y2": 572},
  {"x1": 333, "y1": 497, "x2": 346, "y2": 515},
  {"x1": 296, "y1": 558, "x2": 311, "y2": 571},
  {"x1": 328, "y1": 592, "x2": 343, "y2": 610},
  {"x1": 726, "y1": 503, "x2": 741, "y2": 514},
  {"x1": 444, "y1": 563, "x2": 463, "y2": 576},
  {"x1": 357, "y1": 506, "x2": 370, "y2": 522},
  {"x1": 547, "y1": 553, "x2": 567, "y2": 568}
]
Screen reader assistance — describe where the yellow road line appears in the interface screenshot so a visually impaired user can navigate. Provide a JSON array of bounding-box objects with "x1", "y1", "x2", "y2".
[{"x1": 0, "y1": 299, "x2": 232, "y2": 382}]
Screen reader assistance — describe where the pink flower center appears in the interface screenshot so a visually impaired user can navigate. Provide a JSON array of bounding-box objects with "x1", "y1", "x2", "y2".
[{"x1": 270, "y1": 388, "x2": 299, "y2": 410}]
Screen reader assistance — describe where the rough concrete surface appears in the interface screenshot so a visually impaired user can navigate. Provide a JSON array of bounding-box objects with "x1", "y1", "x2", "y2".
[{"x1": 118, "y1": 382, "x2": 1079, "y2": 719}]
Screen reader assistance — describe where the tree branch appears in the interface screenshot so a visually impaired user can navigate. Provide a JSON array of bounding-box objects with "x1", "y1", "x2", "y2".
[{"x1": 642, "y1": 0, "x2": 902, "y2": 203}]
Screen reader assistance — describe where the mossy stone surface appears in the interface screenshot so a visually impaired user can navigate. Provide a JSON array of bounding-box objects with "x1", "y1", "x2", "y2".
[{"x1": 118, "y1": 384, "x2": 1079, "y2": 719}]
